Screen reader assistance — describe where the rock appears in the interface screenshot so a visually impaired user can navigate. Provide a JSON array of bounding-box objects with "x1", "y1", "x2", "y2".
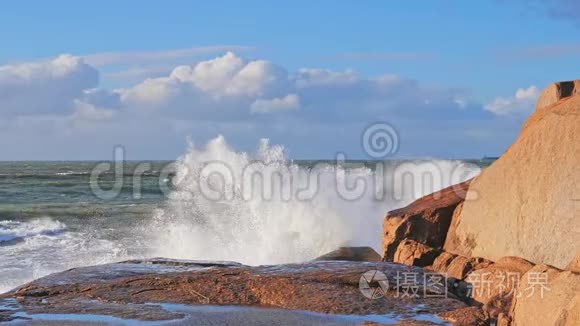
[
  {"x1": 438, "y1": 306, "x2": 488, "y2": 325},
  {"x1": 382, "y1": 179, "x2": 472, "y2": 261},
  {"x1": 393, "y1": 240, "x2": 439, "y2": 267},
  {"x1": 430, "y1": 252, "x2": 492, "y2": 281},
  {"x1": 535, "y1": 80, "x2": 580, "y2": 111},
  {"x1": 446, "y1": 256, "x2": 472, "y2": 280},
  {"x1": 314, "y1": 246, "x2": 381, "y2": 262},
  {"x1": 1, "y1": 258, "x2": 469, "y2": 324},
  {"x1": 449, "y1": 83, "x2": 580, "y2": 268},
  {"x1": 483, "y1": 294, "x2": 513, "y2": 322},
  {"x1": 443, "y1": 202, "x2": 466, "y2": 255},
  {"x1": 565, "y1": 253, "x2": 580, "y2": 272},
  {"x1": 464, "y1": 256, "x2": 533, "y2": 319},
  {"x1": 511, "y1": 264, "x2": 580, "y2": 326},
  {"x1": 497, "y1": 312, "x2": 510, "y2": 326},
  {"x1": 431, "y1": 252, "x2": 458, "y2": 273}
]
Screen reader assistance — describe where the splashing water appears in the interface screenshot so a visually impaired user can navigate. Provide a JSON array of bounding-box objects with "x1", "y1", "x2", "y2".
[
  {"x1": 0, "y1": 218, "x2": 128, "y2": 293},
  {"x1": 150, "y1": 136, "x2": 481, "y2": 265}
]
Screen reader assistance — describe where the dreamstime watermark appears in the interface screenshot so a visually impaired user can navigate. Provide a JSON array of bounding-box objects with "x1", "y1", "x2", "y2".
[
  {"x1": 361, "y1": 122, "x2": 399, "y2": 159},
  {"x1": 88, "y1": 122, "x2": 481, "y2": 202}
]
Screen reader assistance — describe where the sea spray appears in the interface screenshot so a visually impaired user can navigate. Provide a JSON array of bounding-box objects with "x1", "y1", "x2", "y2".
[
  {"x1": 150, "y1": 136, "x2": 481, "y2": 265},
  {"x1": 0, "y1": 218, "x2": 127, "y2": 293}
]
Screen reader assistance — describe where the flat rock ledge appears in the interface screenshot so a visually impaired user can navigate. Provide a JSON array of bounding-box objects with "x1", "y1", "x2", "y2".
[{"x1": 0, "y1": 258, "x2": 482, "y2": 325}]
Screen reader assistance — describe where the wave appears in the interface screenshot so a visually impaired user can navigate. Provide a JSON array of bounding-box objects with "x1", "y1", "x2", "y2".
[
  {"x1": 0, "y1": 218, "x2": 129, "y2": 293},
  {"x1": 149, "y1": 136, "x2": 481, "y2": 265},
  {"x1": 0, "y1": 218, "x2": 67, "y2": 245}
]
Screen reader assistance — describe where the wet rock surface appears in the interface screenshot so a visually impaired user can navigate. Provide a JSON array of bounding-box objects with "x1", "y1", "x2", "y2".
[{"x1": 0, "y1": 258, "x2": 473, "y2": 325}]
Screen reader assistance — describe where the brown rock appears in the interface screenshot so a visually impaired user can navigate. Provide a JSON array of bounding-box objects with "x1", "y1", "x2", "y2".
[
  {"x1": 535, "y1": 80, "x2": 580, "y2": 111},
  {"x1": 445, "y1": 256, "x2": 491, "y2": 280},
  {"x1": 443, "y1": 201, "x2": 465, "y2": 255},
  {"x1": 483, "y1": 294, "x2": 513, "y2": 322},
  {"x1": 393, "y1": 239, "x2": 439, "y2": 267},
  {"x1": 451, "y1": 83, "x2": 580, "y2": 268},
  {"x1": 497, "y1": 313, "x2": 510, "y2": 326},
  {"x1": 565, "y1": 252, "x2": 580, "y2": 272},
  {"x1": 438, "y1": 306, "x2": 488, "y2": 326},
  {"x1": 431, "y1": 252, "x2": 458, "y2": 273},
  {"x1": 446, "y1": 256, "x2": 473, "y2": 280},
  {"x1": 511, "y1": 264, "x2": 580, "y2": 326},
  {"x1": 1, "y1": 258, "x2": 468, "y2": 322},
  {"x1": 466, "y1": 256, "x2": 534, "y2": 317},
  {"x1": 314, "y1": 246, "x2": 382, "y2": 262},
  {"x1": 383, "y1": 179, "x2": 472, "y2": 261}
]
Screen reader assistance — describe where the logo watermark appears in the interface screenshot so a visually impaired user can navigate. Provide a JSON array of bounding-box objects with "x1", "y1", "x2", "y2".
[
  {"x1": 359, "y1": 270, "x2": 389, "y2": 299},
  {"x1": 359, "y1": 270, "x2": 551, "y2": 300}
]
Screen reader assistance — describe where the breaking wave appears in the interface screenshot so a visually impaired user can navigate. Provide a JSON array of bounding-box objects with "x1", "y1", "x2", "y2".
[{"x1": 149, "y1": 136, "x2": 480, "y2": 265}]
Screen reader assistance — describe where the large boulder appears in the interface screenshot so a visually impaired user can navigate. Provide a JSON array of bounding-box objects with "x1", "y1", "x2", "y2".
[
  {"x1": 447, "y1": 81, "x2": 580, "y2": 268},
  {"x1": 382, "y1": 179, "x2": 471, "y2": 261},
  {"x1": 510, "y1": 264, "x2": 580, "y2": 326}
]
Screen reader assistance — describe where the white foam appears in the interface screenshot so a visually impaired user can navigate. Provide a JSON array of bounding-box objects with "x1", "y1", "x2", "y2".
[
  {"x1": 0, "y1": 218, "x2": 66, "y2": 244},
  {"x1": 0, "y1": 218, "x2": 128, "y2": 293},
  {"x1": 149, "y1": 136, "x2": 480, "y2": 265}
]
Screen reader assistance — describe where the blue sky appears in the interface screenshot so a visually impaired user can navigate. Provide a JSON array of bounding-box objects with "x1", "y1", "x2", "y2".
[{"x1": 1, "y1": 0, "x2": 579, "y2": 160}]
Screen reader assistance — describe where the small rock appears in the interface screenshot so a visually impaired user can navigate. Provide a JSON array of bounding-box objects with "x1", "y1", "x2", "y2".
[
  {"x1": 431, "y1": 252, "x2": 457, "y2": 273},
  {"x1": 393, "y1": 239, "x2": 439, "y2": 267},
  {"x1": 314, "y1": 247, "x2": 381, "y2": 262}
]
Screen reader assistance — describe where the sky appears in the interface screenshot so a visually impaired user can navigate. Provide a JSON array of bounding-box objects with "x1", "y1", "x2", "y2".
[{"x1": 1, "y1": 0, "x2": 580, "y2": 160}]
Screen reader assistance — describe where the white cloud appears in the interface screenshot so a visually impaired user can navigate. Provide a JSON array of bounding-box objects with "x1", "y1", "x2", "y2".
[
  {"x1": 72, "y1": 100, "x2": 116, "y2": 122},
  {"x1": 295, "y1": 68, "x2": 358, "y2": 88},
  {"x1": 251, "y1": 94, "x2": 300, "y2": 113},
  {"x1": 103, "y1": 65, "x2": 174, "y2": 81},
  {"x1": 0, "y1": 51, "x2": 495, "y2": 159},
  {"x1": 484, "y1": 85, "x2": 540, "y2": 115},
  {"x1": 115, "y1": 52, "x2": 467, "y2": 122},
  {"x1": 0, "y1": 55, "x2": 98, "y2": 115},
  {"x1": 168, "y1": 52, "x2": 289, "y2": 97}
]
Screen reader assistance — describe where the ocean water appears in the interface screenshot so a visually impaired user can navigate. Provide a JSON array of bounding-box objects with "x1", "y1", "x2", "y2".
[{"x1": 0, "y1": 137, "x2": 487, "y2": 293}]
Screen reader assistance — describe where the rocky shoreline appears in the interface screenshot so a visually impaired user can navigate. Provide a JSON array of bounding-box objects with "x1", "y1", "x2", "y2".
[{"x1": 1, "y1": 81, "x2": 578, "y2": 325}]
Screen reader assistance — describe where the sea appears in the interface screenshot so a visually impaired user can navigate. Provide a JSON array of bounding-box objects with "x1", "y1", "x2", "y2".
[{"x1": 0, "y1": 137, "x2": 491, "y2": 293}]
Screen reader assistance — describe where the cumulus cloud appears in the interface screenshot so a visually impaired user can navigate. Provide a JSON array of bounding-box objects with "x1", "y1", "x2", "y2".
[
  {"x1": 0, "y1": 51, "x2": 505, "y2": 159},
  {"x1": 484, "y1": 86, "x2": 540, "y2": 116},
  {"x1": 0, "y1": 55, "x2": 98, "y2": 115},
  {"x1": 251, "y1": 94, "x2": 300, "y2": 113},
  {"x1": 0, "y1": 51, "x2": 475, "y2": 126},
  {"x1": 115, "y1": 52, "x2": 469, "y2": 123}
]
